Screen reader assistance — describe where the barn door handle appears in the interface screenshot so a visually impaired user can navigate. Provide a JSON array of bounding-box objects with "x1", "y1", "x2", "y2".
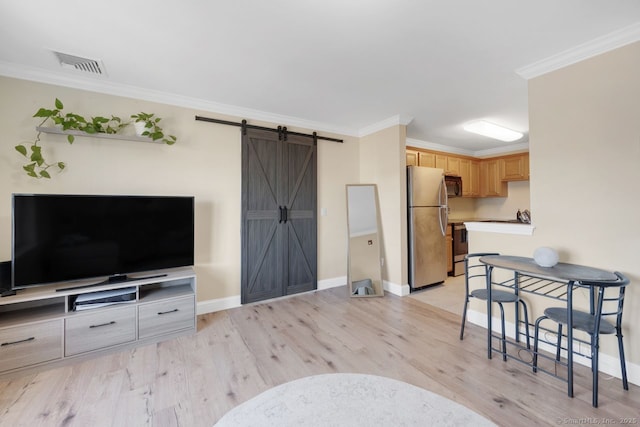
[
  {"x1": 283, "y1": 206, "x2": 288, "y2": 224},
  {"x1": 279, "y1": 206, "x2": 284, "y2": 223}
]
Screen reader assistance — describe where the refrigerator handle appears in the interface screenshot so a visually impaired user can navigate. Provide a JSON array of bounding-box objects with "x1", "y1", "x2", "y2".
[
  {"x1": 439, "y1": 176, "x2": 448, "y2": 236},
  {"x1": 439, "y1": 206, "x2": 447, "y2": 236},
  {"x1": 439, "y1": 176, "x2": 446, "y2": 206}
]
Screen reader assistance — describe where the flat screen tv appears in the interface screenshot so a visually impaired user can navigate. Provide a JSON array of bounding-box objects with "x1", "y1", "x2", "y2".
[{"x1": 11, "y1": 194, "x2": 194, "y2": 290}]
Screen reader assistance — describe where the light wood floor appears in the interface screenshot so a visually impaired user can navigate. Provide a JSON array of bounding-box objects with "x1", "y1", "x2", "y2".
[{"x1": 1, "y1": 286, "x2": 638, "y2": 426}]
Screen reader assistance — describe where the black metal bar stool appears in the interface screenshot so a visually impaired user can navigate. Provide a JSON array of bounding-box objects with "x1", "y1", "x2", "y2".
[
  {"x1": 460, "y1": 253, "x2": 530, "y2": 360},
  {"x1": 532, "y1": 272, "x2": 629, "y2": 407}
]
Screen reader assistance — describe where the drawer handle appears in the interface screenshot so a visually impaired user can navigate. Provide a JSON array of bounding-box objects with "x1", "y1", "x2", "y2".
[
  {"x1": 158, "y1": 308, "x2": 179, "y2": 315},
  {"x1": 89, "y1": 321, "x2": 116, "y2": 329},
  {"x1": 1, "y1": 336, "x2": 35, "y2": 347}
]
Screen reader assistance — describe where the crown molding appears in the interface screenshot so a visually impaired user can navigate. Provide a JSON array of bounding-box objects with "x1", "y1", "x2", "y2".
[
  {"x1": 358, "y1": 114, "x2": 414, "y2": 137},
  {"x1": 0, "y1": 60, "x2": 359, "y2": 138},
  {"x1": 516, "y1": 22, "x2": 640, "y2": 80},
  {"x1": 406, "y1": 138, "x2": 474, "y2": 156},
  {"x1": 406, "y1": 137, "x2": 529, "y2": 158},
  {"x1": 471, "y1": 142, "x2": 529, "y2": 158}
]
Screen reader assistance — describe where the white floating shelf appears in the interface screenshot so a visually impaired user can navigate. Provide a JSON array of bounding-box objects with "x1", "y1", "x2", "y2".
[{"x1": 36, "y1": 126, "x2": 161, "y2": 143}]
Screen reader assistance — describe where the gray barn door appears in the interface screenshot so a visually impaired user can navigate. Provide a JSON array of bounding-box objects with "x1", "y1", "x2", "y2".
[{"x1": 241, "y1": 128, "x2": 317, "y2": 304}]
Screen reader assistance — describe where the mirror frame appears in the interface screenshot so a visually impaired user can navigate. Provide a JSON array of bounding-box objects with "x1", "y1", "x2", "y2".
[{"x1": 345, "y1": 184, "x2": 384, "y2": 298}]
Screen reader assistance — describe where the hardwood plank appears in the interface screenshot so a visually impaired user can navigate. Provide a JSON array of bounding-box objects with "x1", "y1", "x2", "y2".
[{"x1": 0, "y1": 286, "x2": 638, "y2": 427}]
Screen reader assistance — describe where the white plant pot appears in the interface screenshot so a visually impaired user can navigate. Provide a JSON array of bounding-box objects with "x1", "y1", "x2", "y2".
[{"x1": 133, "y1": 121, "x2": 148, "y2": 136}]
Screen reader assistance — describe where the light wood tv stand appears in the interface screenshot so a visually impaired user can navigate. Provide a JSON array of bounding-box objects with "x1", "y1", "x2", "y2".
[{"x1": 0, "y1": 267, "x2": 196, "y2": 377}]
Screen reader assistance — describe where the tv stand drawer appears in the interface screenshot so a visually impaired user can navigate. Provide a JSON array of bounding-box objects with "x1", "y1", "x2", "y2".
[
  {"x1": 0, "y1": 320, "x2": 63, "y2": 372},
  {"x1": 138, "y1": 295, "x2": 195, "y2": 339},
  {"x1": 65, "y1": 306, "x2": 136, "y2": 356}
]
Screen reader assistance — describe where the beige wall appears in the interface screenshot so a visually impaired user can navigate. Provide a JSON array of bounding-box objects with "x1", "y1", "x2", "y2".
[
  {"x1": 0, "y1": 76, "x2": 360, "y2": 302},
  {"x1": 359, "y1": 125, "x2": 408, "y2": 290},
  {"x1": 474, "y1": 181, "x2": 531, "y2": 220},
  {"x1": 469, "y1": 42, "x2": 640, "y2": 365}
]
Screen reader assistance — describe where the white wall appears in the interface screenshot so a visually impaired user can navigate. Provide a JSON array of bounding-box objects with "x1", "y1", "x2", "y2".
[
  {"x1": 0, "y1": 76, "x2": 360, "y2": 303},
  {"x1": 359, "y1": 125, "x2": 408, "y2": 292},
  {"x1": 469, "y1": 41, "x2": 640, "y2": 367}
]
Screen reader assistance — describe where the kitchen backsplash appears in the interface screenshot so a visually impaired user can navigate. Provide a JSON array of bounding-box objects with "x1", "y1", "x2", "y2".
[
  {"x1": 447, "y1": 196, "x2": 476, "y2": 219},
  {"x1": 449, "y1": 181, "x2": 531, "y2": 220}
]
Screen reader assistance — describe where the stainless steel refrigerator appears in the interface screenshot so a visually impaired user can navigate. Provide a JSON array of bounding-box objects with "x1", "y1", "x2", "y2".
[{"x1": 407, "y1": 166, "x2": 448, "y2": 289}]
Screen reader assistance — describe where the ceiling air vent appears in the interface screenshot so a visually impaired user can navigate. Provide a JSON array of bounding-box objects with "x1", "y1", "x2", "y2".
[{"x1": 53, "y1": 51, "x2": 106, "y2": 76}]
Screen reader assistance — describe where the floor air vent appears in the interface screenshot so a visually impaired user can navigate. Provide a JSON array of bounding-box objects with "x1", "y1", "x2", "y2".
[{"x1": 53, "y1": 51, "x2": 106, "y2": 76}]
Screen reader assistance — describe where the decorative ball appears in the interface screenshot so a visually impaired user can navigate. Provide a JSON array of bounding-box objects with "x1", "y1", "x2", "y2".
[{"x1": 533, "y1": 247, "x2": 559, "y2": 267}]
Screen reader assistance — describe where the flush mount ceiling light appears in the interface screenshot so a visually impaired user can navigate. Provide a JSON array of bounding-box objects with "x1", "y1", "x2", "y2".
[{"x1": 463, "y1": 120, "x2": 523, "y2": 142}]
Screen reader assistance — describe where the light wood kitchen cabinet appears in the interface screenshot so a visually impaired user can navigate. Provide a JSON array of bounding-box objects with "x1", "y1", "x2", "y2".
[
  {"x1": 406, "y1": 150, "x2": 436, "y2": 167},
  {"x1": 446, "y1": 156, "x2": 461, "y2": 176},
  {"x1": 406, "y1": 149, "x2": 460, "y2": 175},
  {"x1": 460, "y1": 159, "x2": 471, "y2": 196},
  {"x1": 480, "y1": 159, "x2": 508, "y2": 197},
  {"x1": 418, "y1": 151, "x2": 435, "y2": 167},
  {"x1": 499, "y1": 153, "x2": 529, "y2": 181},
  {"x1": 405, "y1": 146, "x2": 522, "y2": 198},
  {"x1": 406, "y1": 149, "x2": 419, "y2": 166},
  {"x1": 470, "y1": 160, "x2": 480, "y2": 196},
  {"x1": 459, "y1": 159, "x2": 480, "y2": 197}
]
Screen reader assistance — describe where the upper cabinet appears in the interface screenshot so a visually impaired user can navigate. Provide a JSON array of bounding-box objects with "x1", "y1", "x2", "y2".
[
  {"x1": 499, "y1": 153, "x2": 529, "y2": 181},
  {"x1": 406, "y1": 149, "x2": 435, "y2": 167},
  {"x1": 479, "y1": 159, "x2": 508, "y2": 197},
  {"x1": 406, "y1": 149, "x2": 419, "y2": 166},
  {"x1": 460, "y1": 158, "x2": 480, "y2": 197},
  {"x1": 406, "y1": 147, "x2": 529, "y2": 198},
  {"x1": 446, "y1": 156, "x2": 460, "y2": 176}
]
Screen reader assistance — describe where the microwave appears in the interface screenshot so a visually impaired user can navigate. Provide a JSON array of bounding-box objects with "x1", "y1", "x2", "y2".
[{"x1": 445, "y1": 175, "x2": 462, "y2": 197}]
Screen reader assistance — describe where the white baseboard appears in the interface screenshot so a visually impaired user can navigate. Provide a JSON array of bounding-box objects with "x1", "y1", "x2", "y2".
[
  {"x1": 384, "y1": 280, "x2": 410, "y2": 296},
  {"x1": 197, "y1": 295, "x2": 241, "y2": 315},
  {"x1": 318, "y1": 276, "x2": 347, "y2": 290},
  {"x1": 196, "y1": 277, "x2": 409, "y2": 315},
  {"x1": 197, "y1": 277, "x2": 347, "y2": 315},
  {"x1": 466, "y1": 309, "x2": 639, "y2": 387}
]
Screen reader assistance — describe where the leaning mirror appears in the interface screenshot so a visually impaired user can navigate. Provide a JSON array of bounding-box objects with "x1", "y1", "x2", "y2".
[{"x1": 346, "y1": 184, "x2": 384, "y2": 297}]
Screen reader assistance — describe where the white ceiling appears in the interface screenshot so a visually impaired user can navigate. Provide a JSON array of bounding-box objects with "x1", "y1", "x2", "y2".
[{"x1": 1, "y1": 1, "x2": 639, "y2": 154}]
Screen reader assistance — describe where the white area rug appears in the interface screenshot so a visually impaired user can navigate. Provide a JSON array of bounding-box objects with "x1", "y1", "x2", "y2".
[{"x1": 215, "y1": 373, "x2": 496, "y2": 426}]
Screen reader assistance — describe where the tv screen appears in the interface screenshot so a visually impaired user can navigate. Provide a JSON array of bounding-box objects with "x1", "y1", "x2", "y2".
[{"x1": 12, "y1": 194, "x2": 194, "y2": 289}]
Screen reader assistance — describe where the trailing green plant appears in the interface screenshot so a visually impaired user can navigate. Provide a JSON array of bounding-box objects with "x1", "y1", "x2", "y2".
[
  {"x1": 130, "y1": 112, "x2": 177, "y2": 145},
  {"x1": 15, "y1": 99, "x2": 177, "y2": 179}
]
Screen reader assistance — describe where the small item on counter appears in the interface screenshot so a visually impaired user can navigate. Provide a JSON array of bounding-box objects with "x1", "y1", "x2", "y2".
[
  {"x1": 516, "y1": 209, "x2": 523, "y2": 222},
  {"x1": 533, "y1": 247, "x2": 559, "y2": 267},
  {"x1": 521, "y1": 209, "x2": 531, "y2": 224}
]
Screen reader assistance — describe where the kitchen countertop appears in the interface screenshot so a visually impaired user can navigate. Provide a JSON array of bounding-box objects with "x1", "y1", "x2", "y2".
[
  {"x1": 463, "y1": 220, "x2": 535, "y2": 236},
  {"x1": 448, "y1": 218, "x2": 527, "y2": 225},
  {"x1": 447, "y1": 218, "x2": 534, "y2": 235}
]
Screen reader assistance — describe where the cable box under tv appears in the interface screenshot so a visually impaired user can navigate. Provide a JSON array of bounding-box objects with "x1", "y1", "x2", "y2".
[{"x1": 71, "y1": 286, "x2": 137, "y2": 311}]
